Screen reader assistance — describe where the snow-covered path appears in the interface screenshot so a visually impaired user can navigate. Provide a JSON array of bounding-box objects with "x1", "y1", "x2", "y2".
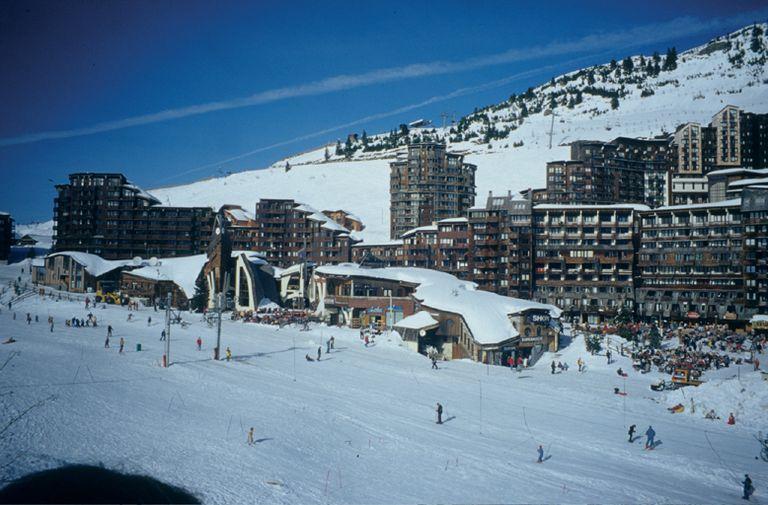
[{"x1": 0, "y1": 262, "x2": 765, "y2": 503}]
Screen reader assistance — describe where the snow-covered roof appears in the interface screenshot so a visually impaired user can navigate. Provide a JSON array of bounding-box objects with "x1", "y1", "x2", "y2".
[
  {"x1": 226, "y1": 207, "x2": 255, "y2": 222},
  {"x1": 124, "y1": 254, "x2": 207, "y2": 298},
  {"x1": 294, "y1": 203, "x2": 351, "y2": 233},
  {"x1": 751, "y1": 314, "x2": 768, "y2": 323},
  {"x1": 437, "y1": 217, "x2": 468, "y2": 224},
  {"x1": 394, "y1": 311, "x2": 439, "y2": 330},
  {"x1": 0, "y1": 211, "x2": 9, "y2": 216},
  {"x1": 315, "y1": 263, "x2": 560, "y2": 345},
  {"x1": 400, "y1": 225, "x2": 438, "y2": 238},
  {"x1": 727, "y1": 177, "x2": 768, "y2": 188},
  {"x1": 31, "y1": 258, "x2": 45, "y2": 267},
  {"x1": 46, "y1": 251, "x2": 136, "y2": 277},
  {"x1": 706, "y1": 168, "x2": 768, "y2": 178},
  {"x1": 534, "y1": 203, "x2": 650, "y2": 211},
  {"x1": 352, "y1": 239, "x2": 403, "y2": 248},
  {"x1": 652, "y1": 199, "x2": 741, "y2": 211},
  {"x1": 124, "y1": 183, "x2": 161, "y2": 205},
  {"x1": 234, "y1": 251, "x2": 268, "y2": 266}
]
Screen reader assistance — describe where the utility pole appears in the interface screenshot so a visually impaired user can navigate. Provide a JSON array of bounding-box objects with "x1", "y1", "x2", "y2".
[
  {"x1": 164, "y1": 291, "x2": 172, "y2": 367},
  {"x1": 547, "y1": 110, "x2": 557, "y2": 149},
  {"x1": 215, "y1": 272, "x2": 229, "y2": 360}
]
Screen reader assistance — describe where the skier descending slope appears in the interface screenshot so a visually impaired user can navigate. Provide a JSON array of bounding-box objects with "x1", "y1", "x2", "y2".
[
  {"x1": 436, "y1": 402, "x2": 443, "y2": 424},
  {"x1": 537, "y1": 445, "x2": 544, "y2": 463},
  {"x1": 628, "y1": 424, "x2": 636, "y2": 443}
]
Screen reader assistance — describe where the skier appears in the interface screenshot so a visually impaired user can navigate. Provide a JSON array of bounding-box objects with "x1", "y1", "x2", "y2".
[
  {"x1": 119, "y1": 337, "x2": 125, "y2": 354},
  {"x1": 577, "y1": 357, "x2": 584, "y2": 372},
  {"x1": 104, "y1": 336, "x2": 110, "y2": 348},
  {"x1": 317, "y1": 346, "x2": 321, "y2": 361},
  {"x1": 645, "y1": 425, "x2": 656, "y2": 449},
  {"x1": 628, "y1": 424, "x2": 636, "y2": 443},
  {"x1": 436, "y1": 402, "x2": 443, "y2": 424},
  {"x1": 107, "y1": 325, "x2": 113, "y2": 338},
  {"x1": 196, "y1": 337, "x2": 202, "y2": 351},
  {"x1": 606, "y1": 349, "x2": 612, "y2": 364},
  {"x1": 247, "y1": 427, "x2": 254, "y2": 446},
  {"x1": 26, "y1": 313, "x2": 31, "y2": 325},
  {"x1": 431, "y1": 356, "x2": 439, "y2": 370},
  {"x1": 127, "y1": 313, "x2": 133, "y2": 322},
  {"x1": 727, "y1": 413, "x2": 736, "y2": 425},
  {"x1": 551, "y1": 360, "x2": 556, "y2": 374},
  {"x1": 226, "y1": 347, "x2": 232, "y2": 362},
  {"x1": 743, "y1": 474, "x2": 754, "y2": 500},
  {"x1": 160, "y1": 329, "x2": 166, "y2": 341},
  {"x1": 537, "y1": 445, "x2": 544, "y2": 463}
]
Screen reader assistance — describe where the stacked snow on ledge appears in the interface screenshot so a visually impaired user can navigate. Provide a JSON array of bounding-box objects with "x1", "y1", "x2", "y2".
[{"x1": 315, "y1": 263, "x2": 560, "y2": 344}]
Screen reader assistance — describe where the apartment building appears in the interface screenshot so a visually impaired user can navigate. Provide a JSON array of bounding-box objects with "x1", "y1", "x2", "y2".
[
  {"x1": 532, "y1": 204, "x2": 644, "y2": 323},
  {"x1": 53, "y1": 173, "x2": 214, "y2": 259},
  {"x1": 401, "y1": 225, "x2": 437, "y2": 269},
  {"x1": 636, "y1": 200, "x2": 745, "y2": 321},
  {"x1": 219, "y1": 205, "x2": 259, "y2": 251},
  {"x1": 351, "y1": 240, "x2": 403, "y2": 267},
  {"x1": 741, "y1": 188, "x2": 768, "y2": 315},
  {"x1": 435, "y1": 218, "x2": 470, "y2": 280},
  {"x1": 0, "y1": 212, "x2": 12, "y2": 262},
  {"x1": 252, "y1": 198, "x2": 358, "y2": 268},
  {"x1": 389, "y1": 143, "x2": 476, "y2": 239}
]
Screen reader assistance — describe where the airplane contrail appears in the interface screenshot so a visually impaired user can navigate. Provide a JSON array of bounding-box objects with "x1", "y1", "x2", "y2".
[{"x1": 1, "y1": 10, "x2": 764, "y2": 148}]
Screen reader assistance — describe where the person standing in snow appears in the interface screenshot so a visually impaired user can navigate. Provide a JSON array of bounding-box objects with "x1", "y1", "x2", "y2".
[
  {"x1": 147, "y1": 316, "x2": 152, "y2": 326},
  {"x1": 226, "y1": 347, "x2": 232, "y2": 362},
  {"x1": 606, "y1": 349, "x2": 612, "y2": 364},
  {"x1": 326, "y1": 340, "x2": 331, "y2": 354},
  {"x1": 26, "y1": 313, "x2": 31, "y2": 325},
  {"x1": 364, "y1": 334, "x2": 369, "y2": 347},
  {"x1": 317, "y1": 346, "x2": 321, "y2": 361},
  {"x1": 330, "y1": 336, "x2": 335, "y2": 350},
  {"x1": 537, "y1": 445, "x2": 544, "y2": 463},
  {"x1": 577, "y1": 357, "x2": 584, "y2": 372},
  {"x1": 727, "y1": 413, "x2": 736, "y2": 425},
  {"x1": 436, "y1": 402, "x2": 443, "y2": 424},
  {"x1": 119, "y1": 337, "x2": 125, "y2": 354},
  {"x1": 551, "y1": 360, "x2": 556, "y2": 374},
  {"x1": 645, "y1": 425, "x2": 656, "y2": 449},
  {"x1": 196, "y1": 337, "x2": 202, "y2": 351},
  {"x1": 160, "y1": 329, "x2": 166, "y2": 341},
  {"x1": 628, "y1": 424, "x2": 636, "y2": 443},
  {"x1": 247, "y1": 427, "x2": 254, "y2": 446},
  {"x1": 743, "y1": 474, "x2": 754, "y2": 500},
  {"x1": 432, "y1": 356, "x2": 439, "y2": 370},
  {"x1": 523, "y1": 356, "x2": 528, "y2": 369},
  {"x1": 104, "y1": 335, "x2": 110, "y2": 348},
  {"x1": 107, "y1": 325, "x2": 113, "y2": 338}
]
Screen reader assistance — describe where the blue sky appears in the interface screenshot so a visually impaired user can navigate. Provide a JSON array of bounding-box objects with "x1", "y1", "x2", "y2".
[{"x1": 1, "y1": 0, "x2": 767, "y2": 223}]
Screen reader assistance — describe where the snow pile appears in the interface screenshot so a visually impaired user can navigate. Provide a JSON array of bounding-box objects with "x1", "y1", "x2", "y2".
[{"x1": 662, "y1": 372, "x2": 768, "y2": 430}]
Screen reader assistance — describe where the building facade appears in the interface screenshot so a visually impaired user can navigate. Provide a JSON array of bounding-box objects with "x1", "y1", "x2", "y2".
[
  {"x1": 389, "y1": 143, "x2": 476, "y2": 239},
  {"x1": 53, "y1": 173, "x2": 214, "y2": 259},
  {"x1": 0, "y1": 212, "x2": 12, "y2": 262}
]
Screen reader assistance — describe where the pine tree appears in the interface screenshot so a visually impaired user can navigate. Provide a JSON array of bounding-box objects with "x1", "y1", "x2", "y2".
[
  {"x1": 639, "y1": 54, "x2": 646, "y2": 67},
  {"x1": 751, "y1": 25, "x2": 764, "y2": 53},
  {"x1": 611, "y1": 96, "x2": 619, "y2": 109},
  {"x1": 652, "y1": 51, "x2": 661, "y2": 64},
  {"x1": 662, "y1": 47, "x2": 677, "y2": 71},
  {"x1": 550, "y1": 77, "x2": 556, "y2": 87},
  {"x1": 587, "y1": 70, "x2": 595, "y2": 85},
  {"x1": 622, "y1": 56, "x2": 634, "y2": 73},
  {"x1": 190, "y1": 275, "x2": 208, "y2": 312},
  {"x1": 610, "y1": 59, "x2": 617, "y2": 70},
  {"x1": 519, "y1": 102, "x2": 529, "y2": 117},
  {"x1": 653, "y1": 62, "x2": 660, "y2": 75},
  {"x1": 335, "y1": 139, "x2": 342, "y2": 156},
  {"x1": 362, "y1": 130, "x2": 368, "y2": 144},
  {"x1": 575, "y1": 90, "x2": 583, "y2": 104}
]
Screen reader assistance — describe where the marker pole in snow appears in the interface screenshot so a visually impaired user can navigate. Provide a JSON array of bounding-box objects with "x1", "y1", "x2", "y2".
[
  {"x1": 479, "y1": 379, "x2": 483, "y2": 435},
  {"x1": 215, "y1": 292, "x2": 222, "y2": 360},
  {"x1": 164, "y1": 292, "x2": 171, "y2": 367}
]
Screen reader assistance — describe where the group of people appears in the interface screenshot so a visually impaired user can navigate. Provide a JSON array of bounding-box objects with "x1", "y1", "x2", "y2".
[
  {"x1": 305, "y1": 337, "x2": 336, "y2": 362},
  {"x1": 235, "y1": 308, "x2": 317, "y2": 327},
  {"x1": 65, "y1": 312, "x2": 98, "y2": 328}
]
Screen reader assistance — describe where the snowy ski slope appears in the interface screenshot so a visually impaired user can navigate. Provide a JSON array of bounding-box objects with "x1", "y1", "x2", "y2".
[{"x1": 1, "y1": 262, "x2": 766, "y2": 503}]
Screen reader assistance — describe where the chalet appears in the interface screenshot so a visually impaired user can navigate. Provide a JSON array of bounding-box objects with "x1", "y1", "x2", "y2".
[{"x1": 120, "y1": 254, "x2": 207, "y2": 309}]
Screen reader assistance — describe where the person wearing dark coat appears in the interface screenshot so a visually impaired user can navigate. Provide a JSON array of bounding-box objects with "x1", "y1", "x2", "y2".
[
  {"x1": 551, "y1": 360, "x2": 556, "y2": 374},
  {"x1": 628, "y1": 424, "x2": 636, "y2": 443},
  {"x1": 317, "y1": 346, "x2": 322, "y2": 361},
  {"x1": 743, "y1": 474, "x2": 753, "y2": 500},
  {"x1": 436, "y1": 402, "x2": 443, "y2": 424}
]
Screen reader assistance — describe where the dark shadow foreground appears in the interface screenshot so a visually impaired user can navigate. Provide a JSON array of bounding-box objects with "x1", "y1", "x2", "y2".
[{"x1": 0, "y1": 464, "x2": 200, "y2": 504}]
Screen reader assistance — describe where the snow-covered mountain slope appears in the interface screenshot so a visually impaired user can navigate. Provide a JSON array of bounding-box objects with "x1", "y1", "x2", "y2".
[
  {"x1": 1, "y1": 262, "x2": 766, "y2": 504},
  {"x1": 151, "y1": 24, "x2": 768, "y2": 242}
]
